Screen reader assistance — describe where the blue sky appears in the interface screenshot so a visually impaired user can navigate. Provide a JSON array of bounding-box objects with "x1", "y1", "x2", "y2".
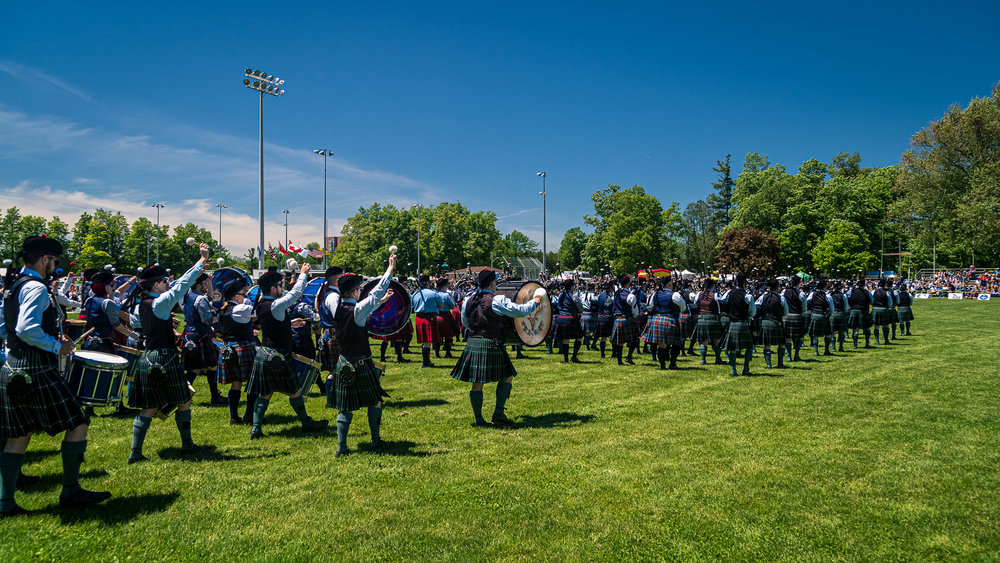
[{"x1": 2, "y1": 1, "x2": 998, "y2": 256}]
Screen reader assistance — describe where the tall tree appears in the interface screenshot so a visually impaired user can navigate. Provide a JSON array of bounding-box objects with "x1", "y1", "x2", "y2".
[
  {"x1": 557, "y1": 227, "x2": 588, "y2": 270},
  {"x1": 715, "y1": 227, "x2": 780, "y2": 276},
  {"x1": 707, "y1": 154, "x2": 735, "y2": 227}
]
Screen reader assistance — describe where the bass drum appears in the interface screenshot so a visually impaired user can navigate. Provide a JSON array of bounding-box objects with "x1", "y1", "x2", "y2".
[
  {"x1": 496, "y1": 281, "x2": 551, "y2": 347},
  {"x1": 246, "y1": 284, "x2": 261, "y2": 307},
  {"x1": 359, "y1": 279, "x2": 412, "y2": 337},
  {"x1": 212, "y1": 267, "x2": 253, "y2": 300},
  {"x1": 301, "y1": 277, "x2": 324, "y2": 307}
]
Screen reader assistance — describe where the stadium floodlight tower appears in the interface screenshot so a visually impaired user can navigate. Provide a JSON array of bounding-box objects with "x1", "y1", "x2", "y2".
[{"x1": 242, "y1": 68, "x2": 285, "y2": 267}]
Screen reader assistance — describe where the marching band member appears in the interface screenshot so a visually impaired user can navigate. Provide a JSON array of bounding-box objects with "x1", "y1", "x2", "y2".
[
  {"x1": 435, "y1": 278, "x2": 458, "y2": 359},
  {"x1": 82, "y1": 271, "x2": 136, "y2": 353},
  {"x1": 412, "y1": 275, "x2": 445, "y2": 368},
  {"x1": 216, "y1": 278, "x2": 257, "y2": 425},
  {"x1": 127, "y1": 245, "x2": 212, "y2": 464},
  {"x1": 641, "y1": 277, "x2": 686, "y2": 370},
  {"x1": 871, "y1": 279, "x2": 894, "y2": 346},
  {"x1": 594, "y1": 282, "x2": 615, "y2": 358},
  {"x1": 610, "y1": 276, "x2": 640, "y2": 365},
  {"x1": 579, "y1": 282, "x2": 598, "y2": 351},
  {"x1": 829, "y1": 282, "x2": 850, "y2": 352},
  {"x1": 692, "y1": 278, "x2": 725, "y2": 365},
  {"x1": 317, "y1": 266, "x2": 344, "y2": 407},
  {"x1": 806, "y1": 279, "x2": 835, "y2": 356},
  {"x1": 782, "y1": 276, "x2": 807, "y2": 362},
  {"x1": 451, "y1": 269, "x2": 541, "y2": 427},
  {"x1": 897, "y1": 283, "x2": 914, "y2": 336},
  {"x1": 1, "y1": 236, "x2": 111, "y2": 516},
  {"x1": 332, "y1": 256, "x2": 396, "y2": 457},
  {"x1": 754, "y1": 279, "x2": 788, "y2": 369},
  {"x1": 553, "y1": 279, "x2": 584, "y2": 363},
  {"x1": 719, "y1": 274, "x2": 756, "y2": 376},
  {"x1": 846, "y1": 278, "x2": 875, "y2": 349},
  {"x1": 182, "y1": 273, "x2": 224, "y2": 405}
]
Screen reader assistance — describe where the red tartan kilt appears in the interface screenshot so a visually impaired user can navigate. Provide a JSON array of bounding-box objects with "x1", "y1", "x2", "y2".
[
  {"x1": 437, "y1": 311, "x2": 460, "y2": 339},
  {"x1": 415, "y1": 314, "x2": 439, "y2": 344},
  {"x1": 373, "y1": 319, "x2": 414, "y2": 342},
  {"x1": 451, "y1": 308, "x2": 463, "y2": 331}
]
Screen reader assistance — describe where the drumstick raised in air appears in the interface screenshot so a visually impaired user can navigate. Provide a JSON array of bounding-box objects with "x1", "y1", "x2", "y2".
[{"x1": 73, "y1": 327, "x2": 95, "y2": 347}]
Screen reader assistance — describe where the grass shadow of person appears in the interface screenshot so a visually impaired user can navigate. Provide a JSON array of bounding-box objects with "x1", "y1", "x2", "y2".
[
  {"x1": 20, "y1": 469, "x2": 109, "y2": 494},
  {"x1": 49, "y1": 491, "x2": 181, "y2": 525},
  {"x1": 385, "y1": 398, "x2": 449, "y2": 409},
  {"x1": 514, "y1": 411, "x2": 595, "y2": 429},
  {"x1": 156, "y1": 444, "x2": 264, "y2": 462},
  {"x1": 24, "y1": 448, "x2": 60, "y2": 463},
  {"x1": 356, "y1": 439, "x2": 436, "y2": 458}
]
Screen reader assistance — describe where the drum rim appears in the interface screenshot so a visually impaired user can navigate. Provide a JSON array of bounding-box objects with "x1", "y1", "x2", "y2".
[{"x1": 73, "y1": 350, "x2": 130, "y2": 366}]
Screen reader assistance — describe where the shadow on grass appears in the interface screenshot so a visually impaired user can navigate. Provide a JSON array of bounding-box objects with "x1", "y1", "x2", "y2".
[
  {"x1": 386, "y1": 398, "x2": 449, "y2": 409},
  {"x1": 156, "y1": 444, "x2": 264, "y2": 462},
  {"x1": 267, "y1": 425, "x2": 334, "y2": 439},
  {"x1": 48, "y1": 491, "x2": 181, "y2": 525},
  {"x1": 357, "y1": 440, "x2": 435, "y2": 457},
  {"x1": 22, "y1": 469, "x2": 109, "y2": 494},
  {"x1": 515, "y1": 411, "x2": 595, "y2": 429},
  {"x1": 24, "y1": 448, "x2": 60, "y2": 463}
]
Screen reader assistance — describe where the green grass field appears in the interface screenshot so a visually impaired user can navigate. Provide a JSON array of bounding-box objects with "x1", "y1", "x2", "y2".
[{"x1": 3, "y1": 299, "x2": 999, "y2": 561}]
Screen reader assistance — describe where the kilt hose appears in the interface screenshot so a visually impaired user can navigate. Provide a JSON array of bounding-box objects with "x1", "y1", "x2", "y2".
[
  {"x1": 1, "y1": 352, "x2": 89, "y2": 439},
  {"x1": 641, "y1": 314, "x2": 684, "y2": 346},
  {"x1": 415, "y1": 313, "x2": 440, "y2": 344},
  {"x1": 594, "y1": 314, "x2": 613, "y2": 338},
  {"x1": 552, "y1": 315, "x2": 583, "y2": 341},
  {"x1": 333, "y1": 355, "x2": 388, "y2": 412},
  {"x1": 782, "y1": 314, "x2": 806, "y2": 341},
  {"x1": 129, "y1": 347, "x2": 192, "y2": 409},
  {"x1": 610, "y1": 316, "x2": 638, "y2": 346},
  {"x1": 692, "y1": 314, "x2": 723, "y2": 343},
  {"x1": 830, "y1": 311, "x2": 849, "y2": 333},
  {"x1": 897, "y1": 306, "x2": 914, "y2": 322},
  {"x1": 181, "y1": 332, "x2": 220, "y2": 372},
  {"x1": 722, "y1": 321, "x2": 754, "y2": 353},
  {"x1": 807, "y1": 313, "x2": 832, "y2": 338},
  {"x1": 217, "y1": 341, "x2": 257, "y2": 384},
  {"x1": 246, "y1": 347, "x2": 298, "y2": 397},
  {"x1": 757, "y1": 319, "x2": 785, "y2": 347},
  {"x1": 450, "y1": 337, "x2": 516, "y2": 384},
  {"x1": 871, "y1": 307, "x2": 893, "y2": 326},
  {"x1": 318, "y1": 328, "x2": 341, "y2": 371},
  {"x1": 847, "y1": 309, "x2": 874, "y2": 330}
]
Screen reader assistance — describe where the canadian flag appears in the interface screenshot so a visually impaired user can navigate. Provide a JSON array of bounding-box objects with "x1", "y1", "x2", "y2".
[{"x1": 287, "y1": 241, "x2": 309, "y2": 258}]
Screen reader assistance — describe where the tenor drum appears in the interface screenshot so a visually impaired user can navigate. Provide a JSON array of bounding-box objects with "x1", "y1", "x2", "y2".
[
  {"x1": 359, "y1": 280, "x2": 412, "y2": 337},
  {"x1": 64, "y1": 319, "x2": 87, "y2": 342},
  {"x1": 65, "y1": 350, "x2": 129, "y2": 407},
  {"x1": 291, "y1": 353, "x2": 322, "y2": 395},
  {"x1": 246, "y1": 284, "x2": 261, "y2": 306},
  {"x1": 114, "y1": 344, "x2": 142, "y2": 382},
  {"x1": 495, "y1": 281, "x2": 552, "y2": 347}
]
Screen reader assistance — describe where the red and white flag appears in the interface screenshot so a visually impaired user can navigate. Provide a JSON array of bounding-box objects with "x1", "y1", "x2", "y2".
[{"x1": 287, "y1": 241, "x2": 309, "y2": 258}]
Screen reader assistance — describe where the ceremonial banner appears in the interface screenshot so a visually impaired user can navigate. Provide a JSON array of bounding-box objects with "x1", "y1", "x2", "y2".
[
  {"x1": 915, "y1": 293, "x2": 930, "y2": 299},
  {"x1": 978, "y1": 294, "x2": 992, "y2": 301},
  {"x1": 948, "y1": 293, "x2": 964, "y2": 300}
]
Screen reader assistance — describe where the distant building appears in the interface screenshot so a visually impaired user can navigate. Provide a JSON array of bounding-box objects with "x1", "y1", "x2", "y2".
[{"x1": 504, "y1": 257, "x2": 543, "y2": 279}]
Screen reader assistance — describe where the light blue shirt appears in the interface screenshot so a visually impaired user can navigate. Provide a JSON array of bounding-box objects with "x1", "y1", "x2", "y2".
[
  {"x1": 6, "y1": 267, "x2": 63, "y2": 355},
  {"x1": 437, "y1": 290, "x2": 456, "y2": 309},
  {"x1": 412, "y1": 287, "x2": 443, "y2": 313},
  {"x1": 151, "y1": 262, "x2": 205, "y2": 320},
  {"x1": 344, "y1": 269, "x2": 393, "y2": 327},
  {"x1": 460, "y1": 289, "x2": 539, "y2": 328}
]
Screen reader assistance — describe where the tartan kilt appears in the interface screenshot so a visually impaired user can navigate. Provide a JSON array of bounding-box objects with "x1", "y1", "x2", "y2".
[
  {"x1": 641, "y1": 314, "x2": 683, "y2": 346},
  {"x1": 373, "y1": 319, "x2": 414, "y2": 342},
  {"x1": 181, "y1": 333, "x2": 220, "y2": 372},
  {"x1": 594, "y1": 315, "x2": 613, "y2": 338},
  {"x1": 437, "y1": 311, "x2": 460, "y2": 340},
  {"x1": 719, "y1": 314, "x2": 731, "y2": 335},
  {"x1": 580, "y1": 312, "x2": 596, "y2": 334},
  {"x1": 333, "y1": 355, "x2": 388, "y2": 412},
  {"x1": 722, "y1": 321, "x2": 754, "y2": 353},
  {"x1": 807, "y1": 313, "x2": 832, "y2": 337},
  {"x1": 801, "y1": 312, "x2": 812, "y2": 328},
  {"x1": 636, "y1": 313, "x2": 649, "y2": 335},
  {"x1": 610, "y1": 316, "x2": 638, "y2": 346},
  {"x1": 897, "y1": 306, "x2": 914, "y2": 322},
  {"x1": 757, "y1": 319, "x2": 785, "y2": 346},
  {"x1": 217, "y1": 341, "x2": 257, "y2": 384},
  {"x1": 247, "y1": 346, "x2": 298, "y2": 396},
  {"x1": 415, "y1": 313, "x2": 439, "y2": 344},
  {"x1": 0, "y1": 352, "x2": 89, "y2": 439},
  {"x1": 888, "y1": 308, "x2": 899, "y2": 323},
  {"x1": 871, "y1": 307, "x2": 892, "y2": 326},
  {"x1": 450, "y1": 337, "x2": 516, "y2": 384},
  {"x1": 129, "y1": 347, "x2": 192, "y2": 409},
  {"x1": 830, "y1": 311, "x2": 849, "y2": 333},
  {"x1": 692, "y1": 314, "x2": 722, "y2": 343},
  {"x1": 679, "y1": 312, "x2": 692, "y2": 339},
  {"x1": 782, "y1": 314, "x2": 806, "y2": 340},
  {"x1": 847, "y1": 309, "x2": 874, "y2": 330},
  {"x1": 552, "y1": 315, "x2": 583, "y2": 341},
  {"x1": 293, "y1": 331, "x2": 317, "y2": 359},
  {"x1": 318, "y1": 328, "x2": 341, "y2": 371}
]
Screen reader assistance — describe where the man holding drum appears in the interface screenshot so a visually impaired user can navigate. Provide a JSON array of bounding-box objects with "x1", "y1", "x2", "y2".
[{"x1": 1, "y1": 235, "x2": 111, "y2": 516}]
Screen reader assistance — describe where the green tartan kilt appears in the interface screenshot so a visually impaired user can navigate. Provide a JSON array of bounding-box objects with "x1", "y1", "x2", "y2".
[
  {"x1": 451, "y1": 336, "x2": 517, "y2": 384},
  {"x1": 897, "y1": 306, "x2": 914, "y2": 322},
  {"x1": 0, "y1": 352, "x2": 89, "y2": 439},
  {"x1": 334, "y1": 355, "x2": 388, "y2": 412},
  {"x1": 888, "y1": 308, "x2": 899, "y2": 323},
  {"x1": 782, "y1": 314, "x2": 806, "y2": 340},
  {"x1": 722, "y1": 321, "x2": 754, "y2": 353},
  {"x1": 247, "y1": 346, "x2": 298, "y2": 396},
  {"x1": 756, "y1": 319, "x2": 785, "y2": 346},
  {"x1": 807, "y1": 313, "x2": 832, "y2": 337},
  {"x1": 129, "y1": 347, "x2": 192, "y2": 409},
  {"x1": 871, "y1": 307, "x2": 892, "y2": 326},
  {"x1": 719, "y1": 314, "x2": 731, "y2": 335},
  {"x1": 830, "y1": 311, "x2": 849, "y2": 333},
  {"x1": 610, "y1": 317, "x2": 638, "y2": 346},
  {"x1": 847, "y1": 309, "x2": 873, "y2": 329},
  {"x1": 692, "y1": 315, "x2": 722, "y2": 342},
  {"x1": 801, "y1": 311, "x2": 812, "y2": 329}
]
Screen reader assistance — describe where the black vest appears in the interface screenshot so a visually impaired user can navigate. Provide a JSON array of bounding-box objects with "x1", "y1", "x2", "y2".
[
  {"x1": 3, "y1": 276, "x2": 60, "y2": 363},
  {"x1": 848, "y1": 289, "x2": 869, "y2": 311},
  {"x1": 556, "y1": 291, "x2": 580, "y2": 319},
  {"x1": 335, "y1": 301, "x2": 372, "y2": 358},
  {"x1": 759, "y1": 291, "x2": 784, "y2": 323},
  {"x1": 466, "y1": 292, "x2": 509, "y2": 341},
  {"x1": 898, "y1": 292, "x2": 912, "y2": 307},
  {"x1": 697, "y1": 291, "x2": 719, "y2": 316},
  {"x1": 831, "y1": 291, "x2": 847, "y2": 312},
  {"x1": 256, "y1": 299, "x2": 293, "y2": 354},
  {"x1": 809, "y1": 290, "x2": 830, "y2": 314},
  {"x1": 783, "y1": 288, "x2": 802, "y2": 314},
  {"x1": 140, "y1": 297, "x2": 177, "y2": 350},
  {"x1": 872, "y1": 289, "x2": 889, "y2": 308},
  {"x1": 219, "y1": 302, "x2": 255, "y2": 342},
  {"x1": 651, "y1": 290, "x2": 679, "y2": 317},
  {"x1": 612, "y1": 288, "x2": 633, "y2": 318},
  {"x1": 727, "y1": 290, "x2": 750, "y2": 321}
]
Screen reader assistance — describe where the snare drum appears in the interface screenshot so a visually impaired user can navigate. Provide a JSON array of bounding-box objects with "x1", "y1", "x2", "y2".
[
  {"x1": 114, "y1": 344, "x2": 142, "y2": 381},
  {"x1": 65, "y1": 350, "x2": 129, "y2": 407},
  {"x1": 291, "y1": 353, "x2": 322, "y2": 395},
  {"x1": 64, "y1": 319, "x2": 87, "y2": 342}
]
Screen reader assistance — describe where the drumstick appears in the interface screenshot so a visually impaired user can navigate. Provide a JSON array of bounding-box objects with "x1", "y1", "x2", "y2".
[{"x1": 73, "y1": 327, "x2": 95, "y2": 347}]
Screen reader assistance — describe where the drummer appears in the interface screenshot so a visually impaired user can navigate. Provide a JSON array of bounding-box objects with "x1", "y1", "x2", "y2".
[
  {"x1": 82, "y1": 271, "x2": 137, "y2": 354},
  {"x1": 451, "y1": 270, "x2": 543, "y2": 427},
  {"x1": 127, "y1": 245, "x2": 212, "y2": 464},
  {"x1": 317, "y1": 266, "x2": 344, "y2": 407},
  {"x1": 181, "y1": 273, "x2": 225, "y2": 405},
  {"x1": 1, "y1": 235, "x2": 111, "y2": 516},
  {"x1": 216, "y1": 277, "x2": 258, "y2": 425}
]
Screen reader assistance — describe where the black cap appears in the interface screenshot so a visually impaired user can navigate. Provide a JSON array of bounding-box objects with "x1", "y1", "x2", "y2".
[
  {"x1": 324, "y1": 266, "x2": 343, "y2": 278},
  {"x1": 419, "y1": 275, "x2": 431, "y2": 285},
  {"x1": 139, "y1": 265, "x2": 168, "y2": 282},
  {"x1": 258, "y1": 271, "x2": 283, "y2": 291},
  {"x1": 477, "y1": 270, "x2": 496, "y2": 288},
  {"x1": 195, "y1": 273, "x2": 209, "y2": 285},
  {"x1": 92, "y1": 271, "x2": 114, "y2": 285},
  {"x1": 83, "y1": 268, "x2": 100, "y2": 281},
  {"x1": 339, "y1": 274, "x2": 364, "y2": 295},
  {"x1": 22, "y1": 235, "x2": 63, "y2": 257},
  {"x1": 223, "y1": 278, "x2": 247, "y2": 300},
  {"x1": 436, "y1": 278, "x2": 450, "y2": 289}
]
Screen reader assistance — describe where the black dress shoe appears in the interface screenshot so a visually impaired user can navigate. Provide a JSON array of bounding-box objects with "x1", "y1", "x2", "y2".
[
  {"x1": 471, "y1": 418, "x2": 491, "y2": 427},
  {"x1": 210, "y1": 396, "x2": 229, "y2": 406},
  {"x1": 17, "y1": 472, "x2": 40, "y2": 488},
  {"x1": 127, "y1": 454, "x2": 149, "y2": 465},
  {"x1": 0, "y1": 504, "x2": 34, "y2": 518},
  {"x1": 491, "y1": 412, "x2": 515, "y2": 427},
  {"x1": 249, "y1": 429, "x2": 266, "y2": 440},
  {"x1": 59, "y1": 488, "x2": 112, "y2": 508},
  {"x1": 302, "y1": 418, "x2": 329, "y2": 432}
]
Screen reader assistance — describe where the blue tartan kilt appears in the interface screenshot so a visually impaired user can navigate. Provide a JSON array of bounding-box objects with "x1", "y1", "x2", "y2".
[
  {"x1": 807, "y1": 313, "x2": 832, "y2": 337},
  {"x1": 595, "y1": 315, "x2": 614, "y2": 338},
  {"x1": 247, "y1": 346, "x2": 298, "y2": 396},
  {"x1": 782, "y1": 314, "x2": 806, "y2": 340},
  {"x1": 0, "y1": 352, "x2": 89, "y2": 439},
  {"x1": 552, "y1": 315, "x2": 583, "y2": 341},
  {"x1": 692, "y1": 314, "x2": 722, "y2": 343},
  {"x1": 217, "y1": 340, "x2": 257, "y2": 384},
  {"x1": 451, "y1": 337, "x2": 516, "y2": 384},
  {"x1": 847, "y1": 309, "x2": 874, "y2": 330},
  {"x1": 610, "y1": 316, "x2": 638, "y2": 346},
  {"x1": 641, "y1": 314, "x2": 683, "y2": 346},
  {"x1": 830, "y1": 311, "x2": 849, "y2": 333},
  {"x1": 333, "y1": 355, "x2": 388, "y2": 412},
  {"x1": 871, "y1": 307, "x2": 892, "y2": 326},
  {"x1": 129, "y1": 347, "x2": 192, "y2": 409},
  {"x1": 181, "y1": 333, "x2": 220, "y2": 371},
  {"x1": 897, "y1": 306, "x2": 914, "y2": 322},
  {"x1": 757, "y1": 319, "x2": 785, "y2": 346},
  {"x1": 722, "y1": 321, "x2": 754, "y2": 353},
  {"x1": 581, "y1": 313, "x2": 596, "y2": 334},
  {"x1": 318, "y1": 328, "x2": 340, "y2": 372}
]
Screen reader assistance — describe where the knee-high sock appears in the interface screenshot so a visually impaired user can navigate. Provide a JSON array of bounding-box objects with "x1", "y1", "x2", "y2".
[
  {"x1": 882, "y1": 326, "x2": 890, "y2": 343},
  {"x1": 175, "y1": 409, "x2": 194, "y2": 448},
  {"x1": 670, "y1": 345, "x2": 681, "y2": 366},
  {"x1": 367, "y1": 406, "x2": 382, "y2": 443},
  {"x1": 712, "y1": 344, "x2": 722, "y2": 362},
  {"x1": 60, "y1": 440, "x2": 87, "y2": 497},
  {"x1": 864, "y1": 329, "x2": 871, "y2": 347},
  {"x1": 228, "y1": 389, "x2": 241, "y2": 420},
  {"x1": 336, "y1": 411, "x2": 353, "y2": 452},
  {"x1": 727, "y1": 352, "x2": 737, "y2": 375},
  {"x1": 561, "y1": 342, "x2": 569, "y2": 362},
  {"x1": 627, "y1": 343, "x2": 636, "y2": 361},
  {"x1": 699, "y1": 345, "x2": 707, "y2": 363},
  {"x1": 252, "y1": 397, "x2": 270, "y2": 433},
  {"x1": 572, "y1": 340, "x2": 581, "y2": 360},
  {"x1": 244, "y1": 392, "x2": 259, "y2": 419},
  {"x1": 394, "y1": 342, "x2": 405, "y2": 362},
  {"x1": 600, "y1": 340, "x2": 606, "y2": 358},
  {"x1": 380, "y1": 340, "x2": 389, "y2": 361},
  {"x1": 495, "y1": 381, "x2": 512, "y2": 414},
  {"x1": 421, "y1": 347, "x2": 432, "y2": 366},
  {"x1": 853, "y1": 331, "x2": 859, "y2": 348},
  {"x1": 545, "y1": 337, "x2": 553, "y2": 354},
  {"x1": 813, "y1": 338, "x2": 819, "y2": 356},
  {"x1": 891, "y1": 322, "x2": 897, "y2": 338},
  {"x1": 785, "y1": 342, "x2": 793, "y2": 361},
  {"x1": 764, "y1": 349, "x2": 772, "y2": 368},
  {"x1": 208, "y1": 371, "x2": 221, "y2": 398},
  {"x1": 650, "y1": 345, "x2": 658, "y2": 362},
  {"x1": 742, "y1": 349, "x2": 752, "y2": 373},
  {"x1": 793, "y1": 339, "x2": 802, "y2": 359},
  {"x1": 130, "y1": 415, "x2": 152, "y2": 459},
  {"x1": 289, "y1": 395, "x2": 310, "y2": 423},
  {"x1": 470, "y1": 390, "x2": 484, "y2": 420},
  {"x1": 824, "y1": 337, "x2": 831, "y2": 354},
  {"x1": 0, "y1": 451, "x2": 26, "y2": 512}
]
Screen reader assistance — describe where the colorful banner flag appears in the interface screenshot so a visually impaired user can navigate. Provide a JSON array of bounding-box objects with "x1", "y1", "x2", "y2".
[{"x1": 978, "y1": 294, "x2": 991, "y2": 301}]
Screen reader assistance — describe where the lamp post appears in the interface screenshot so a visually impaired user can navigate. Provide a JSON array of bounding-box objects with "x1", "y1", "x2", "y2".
[
  {"x1": 243, "y1": 68, "x2": 285, "y2": 267},
  {"x1": 215, "y1": 203, "x2": 227, "y2": 254},
  {"x1": 151, "y1": 203, "x2": 165, "y2": 264},
  {"x1": 282, "y1": 210, "x2": 290, "y2": 253},
  {"x1": 416, "y1": 204, "x2": 422, "y2": 275},
  {"x1": 537, "y1": 171, "x2": 547, "y2": 275},
  {"x1": 313, "y1": 149, "x2": 333, "y2": 269}
]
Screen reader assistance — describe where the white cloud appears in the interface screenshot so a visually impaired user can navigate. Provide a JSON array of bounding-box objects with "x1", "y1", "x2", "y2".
[{"x1": 0, "y1": 60, "x2": 93, "y2": 103}]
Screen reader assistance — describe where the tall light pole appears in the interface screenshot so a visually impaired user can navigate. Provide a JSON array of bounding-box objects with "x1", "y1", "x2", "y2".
[
  {"x1": 313, "y1": 149, "x2": 333, "y2": 269},
  {"x1": 215, "y1": 203, "x2": 227, "y2": 254},
  {"x1": 282, "y1": 209, "x2": 290, "y2": 254},
  {"x1": 243, "y1": 68, "x2": 285, "y2": 267},
  {"x1": 151, "y1": 202, "x2": 165, "y2": 264},
  {"x1": 537, "y1": 171, "x2": 547, "y2": 275},
  {"x1": 416, "y1": 204, "x2": 422, "y2": 275}
]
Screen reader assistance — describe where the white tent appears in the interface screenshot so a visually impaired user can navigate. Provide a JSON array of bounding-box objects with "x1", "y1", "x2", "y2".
[{"x1": 680, "y1": 269, "x2": 698, "y2": 279}]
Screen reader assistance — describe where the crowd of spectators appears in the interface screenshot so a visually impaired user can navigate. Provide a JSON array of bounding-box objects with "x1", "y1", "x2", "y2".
[{"x1": 909, "y1": 268, "x2": 1000, "y2": 294}]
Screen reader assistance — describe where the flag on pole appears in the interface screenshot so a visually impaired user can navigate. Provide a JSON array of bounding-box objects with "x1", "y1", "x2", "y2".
[
  {"x1": 278, "y1": 243, "x2": 288, "y2": 256},
  {"x1": 288, "y1": 241, "x2": 309, "y2": 258},
  {"x1": 308, "y1": 249, "x2": 324, "y2": 259}
]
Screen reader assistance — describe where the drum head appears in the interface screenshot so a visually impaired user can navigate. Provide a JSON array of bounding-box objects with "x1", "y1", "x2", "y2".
[
  {"x1": 74, "y1": 350, "x2": 129, "y2": 366},
  {"x1": 498, "y1": 281, "x2": 552, "y2": 347},
  {"x1": 212, "y1": 267, "x2": 253, "y2": 296},
  {"x1": 302, "y1": 277, "x2": 324, "y2": 305},
  {"x1": 360, "y1": 280, "x2": 412, "y2": 336},
  {"x1": 246, "y1": 284, "x2": 261, "y2": 306}
]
